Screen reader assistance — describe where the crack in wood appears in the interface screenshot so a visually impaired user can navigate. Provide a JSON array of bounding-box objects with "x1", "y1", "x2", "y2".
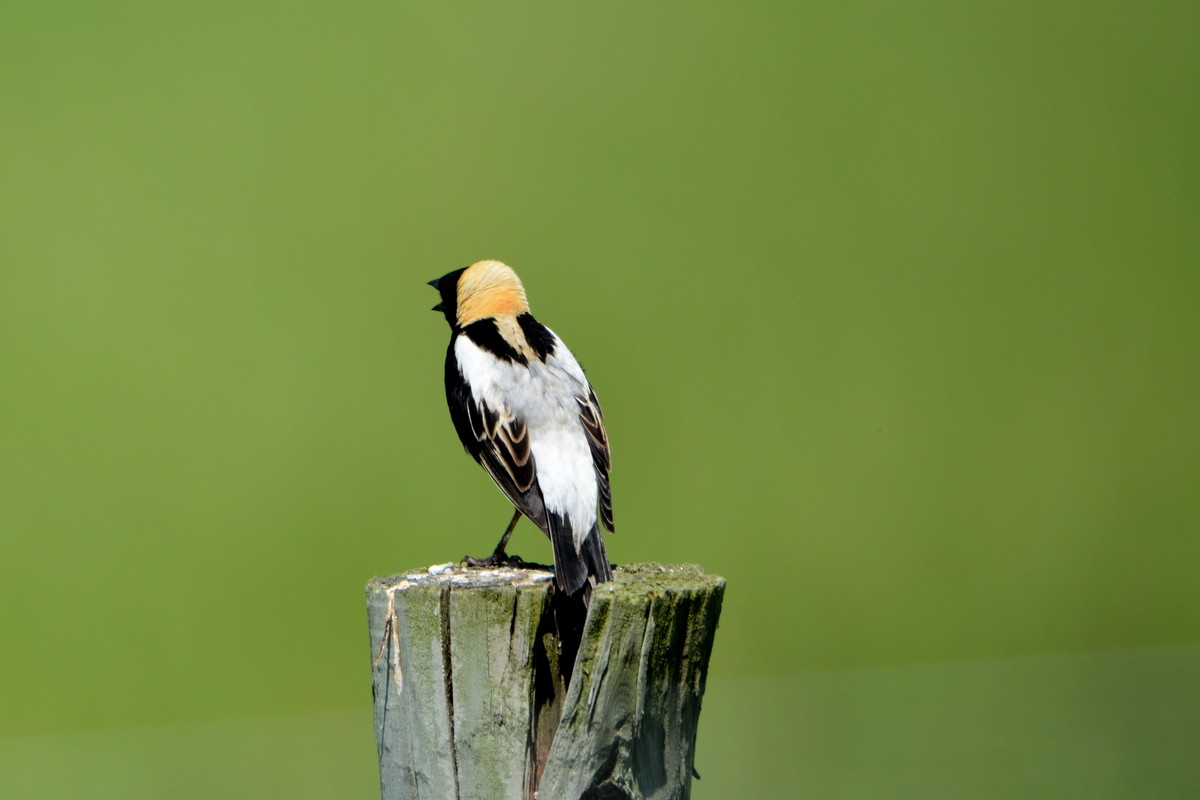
[{"x1": 440, "y1": 584, "x2": 461, "y2": 799}]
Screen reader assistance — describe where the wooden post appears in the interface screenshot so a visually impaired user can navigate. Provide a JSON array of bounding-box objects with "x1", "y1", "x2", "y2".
[{"x1": 366, "y1": 562, "x2": 725, "y2": 800}]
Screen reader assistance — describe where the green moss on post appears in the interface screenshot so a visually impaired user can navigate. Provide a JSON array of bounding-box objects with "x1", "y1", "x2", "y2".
[{"x1": 366, "y1": 562, "x2": 725, "y2": 800}]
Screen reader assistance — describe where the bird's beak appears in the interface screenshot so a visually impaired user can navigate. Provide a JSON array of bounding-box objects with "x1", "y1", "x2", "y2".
[
  {"x1": 428, "y1": 278, "x2": 443, "y2": 312},
  {"x1": 432, "y1": 302, "x2": 444, "y2": 312}
]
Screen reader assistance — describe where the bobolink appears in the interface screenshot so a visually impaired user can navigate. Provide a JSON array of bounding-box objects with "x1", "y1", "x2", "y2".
[{"x1": 429, "y1": 260, "x2": 614, "y2": 597}]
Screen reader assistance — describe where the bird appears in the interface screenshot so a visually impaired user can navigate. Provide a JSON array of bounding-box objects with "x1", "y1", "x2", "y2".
[{"x1": 428, "y1": 260, "x2": 614, "y2": 598}]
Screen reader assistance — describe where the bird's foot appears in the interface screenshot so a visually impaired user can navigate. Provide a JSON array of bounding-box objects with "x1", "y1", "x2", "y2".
[{"x1": 463, "y1": 549, "x2": 526, "y2": 570}]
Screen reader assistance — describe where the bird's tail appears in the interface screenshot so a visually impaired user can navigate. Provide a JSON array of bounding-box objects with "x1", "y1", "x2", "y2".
[{"x1": 550, "y1": 514, "x2": 613, "y2": 602}]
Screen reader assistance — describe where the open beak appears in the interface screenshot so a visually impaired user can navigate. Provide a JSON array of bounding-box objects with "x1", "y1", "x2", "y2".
[{"x1": 428, "y1": 278, "x2": 443, "y2": 312}]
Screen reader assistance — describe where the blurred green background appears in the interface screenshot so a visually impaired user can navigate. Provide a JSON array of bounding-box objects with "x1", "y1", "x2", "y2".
[{"x1": 2, "y1": 1, "x2": 1198, "y2": 797}]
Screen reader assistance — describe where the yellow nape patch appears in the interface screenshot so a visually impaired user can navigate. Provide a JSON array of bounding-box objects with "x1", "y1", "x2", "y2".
[{"x1": 456, "y1": 260, "x2": 531, "y2": 325}]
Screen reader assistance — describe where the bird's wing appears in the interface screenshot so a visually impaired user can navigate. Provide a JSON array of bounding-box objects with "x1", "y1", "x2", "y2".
[
  {"x1": 444, "y1": 338, "x2": 549, "y2": 530},
  {"x1": 465, "y1": 395, "x2": 550, "y2": 531},
  {"x1": 575, "y1": 387, "x2": 614, "y2": 533},
  {"x1": 542, "y1": 331, "x2": 615, "y2": 535}
]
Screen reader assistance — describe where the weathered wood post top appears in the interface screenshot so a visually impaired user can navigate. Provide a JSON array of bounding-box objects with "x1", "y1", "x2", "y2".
[{"x1": 366, "y1": 561, "x2": 725, "y2": 800}]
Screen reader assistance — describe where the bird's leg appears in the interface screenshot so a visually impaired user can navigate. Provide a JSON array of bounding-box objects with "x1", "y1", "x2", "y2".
[
  {"x1": 464, "y1": 509, "x2": 526, "y2": 568},
  {"x1": 492, "y1": 507, "x2": 522, "y2": 559}
]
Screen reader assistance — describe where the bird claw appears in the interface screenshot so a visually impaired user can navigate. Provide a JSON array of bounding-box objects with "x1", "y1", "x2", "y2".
[{"x1": 463, "y1": 551, "x2": 526, "y2": 570}]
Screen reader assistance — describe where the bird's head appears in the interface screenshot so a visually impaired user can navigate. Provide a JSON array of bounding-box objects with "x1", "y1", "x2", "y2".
[{"x1": 428, "y1": 260, "x2": 530, "y2": 330}]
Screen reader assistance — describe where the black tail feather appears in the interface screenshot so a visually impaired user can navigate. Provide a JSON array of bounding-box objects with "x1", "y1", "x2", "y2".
[{"x1": 548, "y1": 513, "x2": 612, "y2": 600}]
